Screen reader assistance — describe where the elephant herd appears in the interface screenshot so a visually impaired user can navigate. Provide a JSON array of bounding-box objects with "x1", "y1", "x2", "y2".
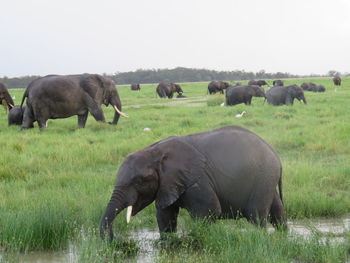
[{"x1": 0, "y1": 74, "x2": 343, "y2": 240}]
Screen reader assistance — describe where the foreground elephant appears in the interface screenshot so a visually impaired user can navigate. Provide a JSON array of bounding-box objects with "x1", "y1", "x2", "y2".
[
  {"x1": 248, "y1": 80, "x2": 268, "y2": 87},
  {"x1": 207, "y1": 81, "x2": 230, "y2": 94},
  {"x1": 8, "y1": 106, "x2": 26, "y2": 126},
  {"x1": 0, "y1": 82, "x2": 14, "y2": 112},
  {"x1": 226, "y1": 85, "x2": 265, "y2": 106},
  {"x1": 21, "y1": 74, "x2": 128, "y2": 130},
  {"x1": 100, "y1": 126, "x2": 286, "y2": 240},
  {"x1": 333, "y1": 76, "x2": 341, "y2": 86},
  {"x1": 156, "y1": 82, "x2": 183, "y2": 98},
  {"x1": 273, "y1": 80, "x2": 284, "y2": 86},
  {"x1": 131, "y1": 84, "x2": 140, "y2": 91},
  {"x1": 266, "y1": 85, "x2": 307, "y2": 105}
]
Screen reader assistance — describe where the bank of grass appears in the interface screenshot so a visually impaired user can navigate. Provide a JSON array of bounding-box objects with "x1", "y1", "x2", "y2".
[{"x1": 0, "y1": 77, "x2": 349, "y2": 261}]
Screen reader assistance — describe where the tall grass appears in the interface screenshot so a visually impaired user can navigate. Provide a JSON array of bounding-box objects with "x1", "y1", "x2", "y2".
[{"x1": 0, "y1": 77, "x2": 349, "y2": 261}]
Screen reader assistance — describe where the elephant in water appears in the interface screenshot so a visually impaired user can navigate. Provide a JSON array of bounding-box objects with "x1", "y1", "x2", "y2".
[
  {"x1": 207, "y1": 81, "x2": 230, "y2": 94},
  {"x1": 0, "y1": 82, "x2": 14, "y2": 113},
  {"x1": 156, "y1": 82, "x2": 183, "y2": 98},
  {"x1": 266, "y1": 85, "x2": 307, "y2": 106},
  {"x1": 100, "y1": 126, "x2": 286, "y2": 240},
  {"x1": 21, "y1": 74, "x2": 128, "y2": 130},
  {"x1": 225, "y1": 85, "x2": 265, "y2": 106}
]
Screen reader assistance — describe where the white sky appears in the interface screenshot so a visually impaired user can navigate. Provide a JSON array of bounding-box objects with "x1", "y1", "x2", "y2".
[{"x1": 1, "y1": 0, "x2": 349, "y2": 77}]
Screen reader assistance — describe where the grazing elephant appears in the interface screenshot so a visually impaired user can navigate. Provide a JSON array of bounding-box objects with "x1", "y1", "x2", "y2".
[
  {"x1": 100, "y1": 126, "x2": 286, "y2": 240},
  {"x1": 131, "y1": 84, "x2": 140, "y2": 91},
  {"x1": 273, "y1": 80, "x2": 284, "y2": 86},
  {"x1": 207, "y1": 81, "x2": 230, "y2": 94},
  {"x1": 8, "y1": 106, "x2": 26, "y2": 126},
  {"x1": 248, "y1": 80, "x2": 268, "y2": 87},
  {"x1": 300, "y1": 82, "x2": 316, "y2": 91},
  {"x1": 0, "y1": 82, "x2": 14, "y2": 112},
  {"x1": 226, "y1": 85, "x2": 265, "y2": 106},
  {"x1": 266, "y1": 85, "x2": 307, "y2": 105},
  {"x1": 21, "y1": 74, "x2": 128, "y2": 130},
  {"x1": 156, "y1": 82, "x2": 183, "y2": 98},
  {"x1": 333, "y1": 76, "x2": 341, "y2": 86},
  {"x1": 314, "y1": 85, "x2": 325, "y2": 92}
]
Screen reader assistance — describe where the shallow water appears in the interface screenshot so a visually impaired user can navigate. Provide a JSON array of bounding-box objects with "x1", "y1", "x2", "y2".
[{"x1": 1, "y1": 216, "x2": 349, "y2": 263}]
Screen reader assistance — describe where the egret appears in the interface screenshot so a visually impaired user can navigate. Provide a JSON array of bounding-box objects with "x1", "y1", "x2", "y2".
[{"x1": 235, "y1": 111, "x2": 246, "y2": 118}]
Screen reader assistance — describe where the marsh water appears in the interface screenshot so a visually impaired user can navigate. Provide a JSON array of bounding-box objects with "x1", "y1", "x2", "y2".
[{"x1": 1, "y1": 216, "x2": 349, "y2": 263}]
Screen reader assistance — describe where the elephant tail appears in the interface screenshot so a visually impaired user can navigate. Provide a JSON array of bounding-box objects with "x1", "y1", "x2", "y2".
[{"x1": 278, "y1": 167, "x2": 284, "y2": 205}]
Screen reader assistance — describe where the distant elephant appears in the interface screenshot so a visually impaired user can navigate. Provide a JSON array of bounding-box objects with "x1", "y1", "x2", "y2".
[
  {"x1": 20, "y1": 74, "x2": 128, "y2": 131},
  {"x1": 266, "y1": 85, "x2": 307, "y2": 105},
  {"x1": 248, "y1": 80, "x2": 268, "y2": 87},
  {"x1": 131, "y1": 84, "x2": 140, "y2": 91},
  {"x1": 314, "y1": 85, "x2": 325, "y2": 92},
  {"x1": 333, "y1": 76, "x2": 341, "y2": 86},
  {"x1": 156, "y1": 82, "x2": 183, "y2": 98},
  {"x1": 100, "y1": 126, "x2": 286, "y2": 240},
  {"x1": 8, "y1": 106, "x2": 26, "y2": 126},
  {"x1": 300, "y1": 82, "x2": 316, "y2": 91},
  {"x1": 226, "y1": 85, "x2": 265, "y2": 106},
  {"x1": 207, "y1": 81, "x2": 230, "y2": 94},
  {"x1": 0, "y1": 82, "x2": 14, "y2": 112},
  {"x1": 273, "y1": 80, "x2": 284, "y2": 86}
]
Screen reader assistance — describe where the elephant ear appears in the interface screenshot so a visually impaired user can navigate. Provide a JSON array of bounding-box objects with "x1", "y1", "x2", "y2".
[
  {"x1": 285, "y1": 87, "x2": 295, "y2": 105},
  {"x1": 155, "y1": 138, "x2": 207, "y2": 209}
]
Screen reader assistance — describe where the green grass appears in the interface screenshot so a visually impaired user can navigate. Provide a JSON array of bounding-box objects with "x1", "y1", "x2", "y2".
[{"x1": 0, "y1": 77, "x2": 350, "y2": 262}]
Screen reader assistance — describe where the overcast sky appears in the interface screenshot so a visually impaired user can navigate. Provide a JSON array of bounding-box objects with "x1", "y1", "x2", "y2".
[{"x1": 1, "y1": 0, "x2": 349, "y2": 77}]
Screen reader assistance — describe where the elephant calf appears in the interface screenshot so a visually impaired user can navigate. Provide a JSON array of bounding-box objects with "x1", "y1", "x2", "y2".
[
  {"x1": 100, "y1": 126, "x2": 286, "y2": 240},
  {"x1": 226, "y1": 85, "x2": 265, "y2": 106},
  {"x1": 8, "y1": 106, "x2": 26, "y2": 126}
]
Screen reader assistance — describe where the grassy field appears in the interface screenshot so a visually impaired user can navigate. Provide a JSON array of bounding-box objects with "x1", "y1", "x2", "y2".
[{"x1": 0, "y1": 77, "x2": 349, "y2": 262}]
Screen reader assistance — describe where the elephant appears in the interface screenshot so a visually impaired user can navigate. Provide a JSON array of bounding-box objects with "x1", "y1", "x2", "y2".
[
  {"x1": 333, "y1": 76, "x2": 341, "y2": 86},
  {"x1": 248, "y1": 80, "x2": 268, "y2": 87},
  {"x1": 225, "y1": 85, "x2": 265, "y2": 106},
  {"x1": 266, "y1": 85, "x2": 307, "y2": 105},
  {"x1": 0, "y1": 82, "x2": 14, "y2": 113},
  {"x1": 314, "y1": 85, "x2": 325, "y2": 92},
  {"x1": 156, "y1": 82, "x2": 183, "y2": 98},
  {"x1": 273, "y1": 80, "x2": 284, "y2": 87},
  {"x1": 300, "y1": 82, "x2": 316, "y2": 91},
  {"x1": 100, "y1": 126, "x2": 286, "y2": 240},
  {"x1": 8, "y1": 106, "x2": 26, "y2": 126},
  {"x1": 131, "y1": 84, "x2": 140, "y2": 91},
  {"x1": 207, "y1": 81, "x2": 230, "y2": 94},
  {"x1": 20, "y1": 74, "x2": 128, "y2": 130}
]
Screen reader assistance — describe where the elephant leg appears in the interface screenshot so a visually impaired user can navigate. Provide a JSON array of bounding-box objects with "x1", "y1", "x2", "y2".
[
  {"x1": 156, "y1": 204, "x2": 179, "y2": 233},
  {"x1": 269, "y1": 191, "x2": 287, "y2": 230},
  {"x1": 21, "y1": 107, "x2": 35, "y2": 129},
  {"x1": 77, "y1": 112, "x2": 89, "y2": 128},
  {"x1": 243, "y1": 191, "x2": 273, "y2": 227},
  {"x1": 180, "y1": 180, "x2": 221, "y2": 220}
]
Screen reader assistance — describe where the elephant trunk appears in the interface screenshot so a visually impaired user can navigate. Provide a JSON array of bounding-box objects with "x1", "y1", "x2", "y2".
[
  {"x1": 302, "y1": 97, "x2": 307, "y2": 104},
  {"x1": 100, "y1": 188, "x2": 127, "y2": 241},
  {"x1": 110, "y1": 97, "x2": 128, "y2": 125}
]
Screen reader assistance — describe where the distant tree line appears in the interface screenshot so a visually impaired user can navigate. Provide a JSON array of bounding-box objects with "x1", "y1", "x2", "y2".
[{"x1": 1, "y1": 67, "x2": 347, "y2": 89}]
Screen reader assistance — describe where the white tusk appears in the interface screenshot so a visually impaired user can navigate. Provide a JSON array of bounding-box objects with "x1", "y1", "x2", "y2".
[
  {"x1": 113, "y1": 105, "x2": 129, "y2": 118},
  {"x1": 9, "y1": 103, "x2": 14, "y2": 108},
  {"x1": 126, "y1": 205, "x2": 132, "y2": 224}
]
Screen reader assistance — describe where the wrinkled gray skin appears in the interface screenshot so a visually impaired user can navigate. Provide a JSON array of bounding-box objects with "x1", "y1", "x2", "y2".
[
  {"x1": 8, "y1": 106, "x2": 27, "y2": 126},
  {"x1": 248, "y1": 80, "x2": 268, "y2": 87},
  {"x1": 21, "y1": 74, "x2": 124, "y2": 130},
  {"x1": 0, "y1": 82, "x2": 14, "y2": 113},
  {"x1": 131, "y1": 84, "x2": 140, "y2": 91},
  {"x1": 207, "y1": 81, "x2": 230, "y2": 94},
  {"x1": 273, "y1": 80, "x2": 284, "y2": 86},
  {"x1": 226, "y1": 85, "x2": 265, "y2": 106},
  {"x1": 100, "y1": 126, "x2": 286, "y2": 240},
  {"x1": 156, "y1": 83, "x2": 183, "y2": 98},
  {"x1": 333, "y1": 76, "x2": 341, "y2": 86},
  {"x1": 266, "y1": 85, "x2": 307, "y2": 105},
  {"x1": 301, "y1": 82, "x2": 316, "y2": 91}
]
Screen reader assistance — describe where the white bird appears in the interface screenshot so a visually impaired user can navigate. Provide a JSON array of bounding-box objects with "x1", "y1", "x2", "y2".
[
  {"x1": 220, "y1": 102, "x2": 225, "y2": 107},
  {"x1": 143, "y1": 127, "x2": 151, "y2": 132},
  {"x1": 235, "y1": 111, "x2": 246, "y2": 118}
]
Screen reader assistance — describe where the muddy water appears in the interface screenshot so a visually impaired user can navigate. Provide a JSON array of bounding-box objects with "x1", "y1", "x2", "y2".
[{"x1": 1, "y1": 216, "x2": 349, "y2": 263}]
